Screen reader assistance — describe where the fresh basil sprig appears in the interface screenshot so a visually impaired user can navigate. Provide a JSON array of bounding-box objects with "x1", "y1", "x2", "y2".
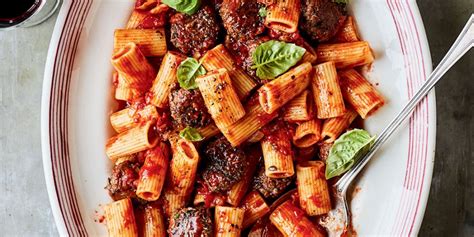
[
  {"x1": 325, "y1": 129, "x2": 375, "y2": 179},
  {"x1": 179, "y1": 127, "x2": 204, "y2": 141},
  {"x1": 251, "y1": 40, "x2": 306, "y2": 80},
  {"x1": 177, "y1": 57, "x2": 206, "y2": 90},
  {"x1": 162, "y1": 0, "x2": 201, "y2": 15}
]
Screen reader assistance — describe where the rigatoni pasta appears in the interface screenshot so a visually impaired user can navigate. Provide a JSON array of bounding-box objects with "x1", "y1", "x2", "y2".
[
  {"x1": 141, "y1": 205, "x2": 166, "y2": 237},
  {"x1": 214, "y1": 206, "x2": 245, "y2": 237},
  {"x1": 111, "y1": 43, "x2": 156, "y2": 98},
  {"x1": 282, "y1": 89, "x2": 314, "y2": 122},
  {"x1": 240, "y1": 191, "x2": 270, "y2": 229},
  {"x1": 114, "y1": 29, "x2": 167, "y2": 57},
  {"x1": 317, "y1": 41, "x2": 374, "y2": 69},
  {"x1": 265, "y1": 0, "x2": 300, "y2": 33},
  {"x1": 270, "y1": 200, "x2": 324, "y2": 237},
  {"x1": 200, "y1": 44, "x2": 257, "y2": 99},
  {"x1": 333, "y1": 16, "x2": 359, "y2": 43},
  {"x1": 296, "y1": 161, "x2": 331, "y2": 216},
  {"x1": 136, "y1": 143, "x2": 169, "y2": 201},
  {"x1": 222, "y1": 98, "x2": 278, "y2": 146},
  {"x1": 261, "y1": 135, "x2": 294, "y2": 178},
  {"x1": 110, "y1": 104, "x2": 158, "y2": 133},
  {"x1": 196, "y1": 69, "x2": 246, "y2": 131},
  {"x1": 149, "y1": 51, "x2": 186, "y2": 108},
  {"x1": 104, "y1": 198, "x2": 138, "y2": 237},
  {"x1": 161, "y1": 138, "x2": 199, "y2": 217},
  {"x1": 312, "y1": 61, "x2": 346, "y2": 119},
  {"x1": 105, "y1": 121, "x2": 159, "y2": 160},
  {"x1": 321, "y1": 109, "x2": 358, "y2": 143},
  {"x1": 340, "y1": 69, "x2": 385, "y2": 118},
  {"x1": 292, "y1": 119, "x2": 322, "y2": 148},
  {"x1": 258, "y1": 62, "x2": 312, "y2": 114}
]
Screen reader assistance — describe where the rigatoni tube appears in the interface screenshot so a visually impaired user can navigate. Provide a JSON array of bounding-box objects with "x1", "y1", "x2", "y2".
[
  {"x1": 110, "y1": 104, "x2": 158, "y2": 133},
  {"x1": 200, "y1": 44, "x2": 257, "y2": 99},
  {"x1": 222, "y1": 97, "x2": 278, "y2": 147},
  {"x1": 270, "y1": 200, "x2": 324, "y2": 237},
  {"x1": 196, "y1": 68, "x2": 246, "y2": 131},
  {"x1": 161, "y1": 138, "x2": 199, "y2": 217},
  {"x1": 105, "y1": 121, "x2": 159, "y2": 160},
  {"x1": 111, "y1": 42, "x2": 156, "y2": 96},
  {"x1": 104, "y1": 198, "x2": 138, "y2": 237},
  {"x1": 258, "y1": 62, "x2": 312, "y2": 114},
  {"x1": 240, "y1": 191, "x2": 270, "y2": 229},
  {"x1": 339, "y1": 69, "x2": 385, "y2": 119},
  {"x1": 264, "y1": 0, "x2": 300, "y2": 33},
  {"x1": 149, "y1": 51, "x2": 186, "y2": 108},
  {"x1": 136, "y1": 143, "x2": 170, "y2": 201},
  {"x1": 114, "y1": 29, "x2": 166, "y2": 57},
  {"x1": 296, "y1": 161, "x2": 331, "y2": 216},
  {"x1": 292, "y1": 119, "x2": 322, "y2": 148},
  {"x1": 312, "y1": 61, "x2": 346, "y2": 119},
  {"x1": 321, "y1": 109, "x2": 358, "y2": 143},
  {"x1": 282, "y1": 89, "x2": 315, "y2": 122},
  {"x1": 261, "y1": 133, "x2": 294, "y2": 178},
  {"x1": 317, "y1": 41, "x2": 374, "y2": 69},
  {"x1": 214, "y1": 206, "x2": 245, "y2": 237}
]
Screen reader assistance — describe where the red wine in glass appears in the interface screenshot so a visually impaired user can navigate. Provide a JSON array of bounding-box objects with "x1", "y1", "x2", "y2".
[{"x1": 0, "y1": 0, "x2": 42, "y2": 28}]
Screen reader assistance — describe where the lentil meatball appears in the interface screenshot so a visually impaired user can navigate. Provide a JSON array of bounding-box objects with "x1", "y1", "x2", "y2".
[
  {"x1": 170, "y1": 6, "x2": 221, "y2": 56},
  {"x1": 169, "y1": 84, "x2": 212, "y2": 129},
  {"x1": 299, "y1": 0, "x2": 347, "y2": 42},
  {"x1": 252, "y1": 163, "x2": 294, "y2": 199},
  {"x1": 202, "y1": 136, "x2": 248, "y2": 192},
  {"x1": 106, "y1": 159, "x2": 141, "y2": 201},
  {"x1": 168, "y1": 207, "x2": 213, "y2": 237},
  {"x1": 219, "y1": 0, "x2": 265, "y2": 41}
]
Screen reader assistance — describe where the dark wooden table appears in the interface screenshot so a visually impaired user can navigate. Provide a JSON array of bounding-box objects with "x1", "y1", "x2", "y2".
[{"x1": 417, "y1": 1, "x2": 473, "y2": 236}]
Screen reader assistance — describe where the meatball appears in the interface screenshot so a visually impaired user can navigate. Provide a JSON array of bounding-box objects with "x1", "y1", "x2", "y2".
[
  {"x1": 318, "y1": 142, "x2": 333, "y2": 161},
  {"x1": 299, "y1": 0, "x2": 347, "y2": 42},
  {"x1": 106, "y1": 159, "x2": 141, "y2": 201},
  {"x1": 252, "y1": 163, "x2": 294, "y2": 199},
  {"x1": 168, "y1": 207, "x2": 213, "y2": 237},
  {"x1": 219, "y1": 0, "x2": 265, "y2": 41},
  {"x1": 202, "y1": 136, "x2": 248, "y2": 192},
  {"x1": 170, "y1": 6, "x2": 221, "y2": 56},
  {"x1": 169, "y1": 84, "x2": 212, "y2": 129}
]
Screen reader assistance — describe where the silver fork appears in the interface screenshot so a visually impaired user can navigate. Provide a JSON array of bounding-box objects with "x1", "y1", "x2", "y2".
[{"x1": 319, "y1": 14, "x2": 474, "y2": 236}]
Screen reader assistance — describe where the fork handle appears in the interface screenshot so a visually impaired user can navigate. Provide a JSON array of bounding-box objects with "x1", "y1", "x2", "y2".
[{"x1": 335, "y1": 14, "x2": 474, "y2": 192}]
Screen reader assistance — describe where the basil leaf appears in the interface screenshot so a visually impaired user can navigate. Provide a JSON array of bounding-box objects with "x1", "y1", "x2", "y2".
[
  {"x1": 177, "y1": 57, "x2": 206, "y2": 90},
  {"x1": 179, "y1": 127, "x2": 204, "y2": 141},
  {"x1": 258, "y1": 7, "x2": 267, "y2": 17},
  {"x1": 162, "y1": 0, "x2": 201, "y2": 15},
  {"x1": 333, "y1": 0, "x2": 349, "y2": 4},
  {"x1": 251, "y1": 40, "x2": 306, "y2": 80},
  {"x1": 325, "y1": 129, "x2": 375, "y2": 179}
]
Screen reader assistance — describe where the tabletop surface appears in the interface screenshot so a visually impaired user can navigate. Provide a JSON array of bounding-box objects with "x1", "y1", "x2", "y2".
[{"x1": 0, "y1": 1, "x2": 472, "y2": 236}]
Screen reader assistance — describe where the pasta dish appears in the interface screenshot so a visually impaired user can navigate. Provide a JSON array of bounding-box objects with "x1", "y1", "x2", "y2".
[{"x1": 103, "y1": 0, "x2": 385, "y2": 236}]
